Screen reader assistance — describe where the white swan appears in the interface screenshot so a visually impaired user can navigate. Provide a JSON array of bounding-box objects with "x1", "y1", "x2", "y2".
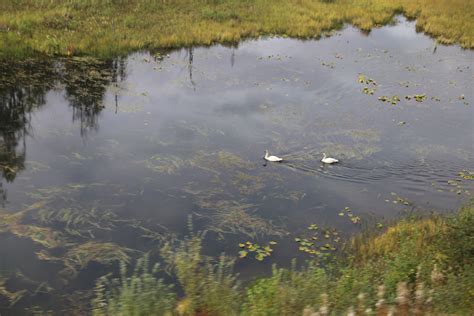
[
  {"x1": 321, "y1": 153, "x2": 339, "y2": 164},
  {"x1": 264, "y1": 150, "x2": 283, "y2": 162}
]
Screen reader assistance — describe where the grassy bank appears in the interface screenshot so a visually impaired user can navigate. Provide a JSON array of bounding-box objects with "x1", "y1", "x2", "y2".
[
  {"x1": 0, "y1": 0, "x2": 473, "y2": 58},
  {"x1": 92, "y1": 201, "x2": 474, "y2": 315}
]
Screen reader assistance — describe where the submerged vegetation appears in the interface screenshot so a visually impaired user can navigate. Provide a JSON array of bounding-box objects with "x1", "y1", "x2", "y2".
[
  {"x1": 90, "y1": 201, "x2": 474, "y2": 315},
  {"x1": 0, "y1": 0, "x2": 473, "y2": 58}
]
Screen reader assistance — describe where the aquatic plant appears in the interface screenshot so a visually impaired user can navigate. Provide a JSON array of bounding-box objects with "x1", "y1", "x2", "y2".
[
  {"x1": 36, "y1": 206, "x2": 118, "y2": 238},
  {"x1": 319, "y1": 142, "x2": 381, "y2": 161},
  {"x1": 140, "y1": 154, "x2": 187, "y2": 175},
  {"x1": 294, "y1": 224, "x2": 341, "y2": 259},
  {"x1": 338, "y1": 207, "x2": 361, "y2": 224},
  {"x1": 358, "y1": 74, "x2": 378, "y2": 96},
  {"x1": 378, "y1": 95, "x2": 400, "y2": 105},
  {"x1": 238, "y1": 241, "x2": 276, "y2": 261},
  {"x1": 357, "y1": 75, "x2": 377, "y2": 86},
  {"x1": 405, "y1": 94, "x2": 428, "y2": 103},
  {"x1": 0, "y1": 200, "x2": 66, "y2": 249},
  {"x1": 232, "y1": 171, "x2": 264, "y2": 196},
  {"x1": 0, "y1": 276, "x2": 27, "y2": 307},
  {"x1": 60, "y1": 242, "x2": 131, "y2": 279},
  {"x1": 0, "y1": 185, "x2": 143, "y2": 291},
  {"x1": 196, "y1": 199, "x2": 286, "y2": 238}
]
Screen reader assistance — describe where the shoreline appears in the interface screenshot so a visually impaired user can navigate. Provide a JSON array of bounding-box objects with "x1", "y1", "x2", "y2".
[{"x1": 1, "y1": 0, "x2": 473, "y2": 59}]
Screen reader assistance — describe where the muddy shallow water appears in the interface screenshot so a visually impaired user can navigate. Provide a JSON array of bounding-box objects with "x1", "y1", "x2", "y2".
[{"x1": 0, "y1": 17, "x2": 473, "y2": 313}]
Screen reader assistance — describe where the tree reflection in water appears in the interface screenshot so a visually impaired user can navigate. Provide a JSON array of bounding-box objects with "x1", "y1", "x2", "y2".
[
  {"x1": 0, "y1": 57, "x2": 126, "y2": 185},
  {"x1": 60, "y1": 57, "x2": 126, "y2": 136},
  {"x1": 0, "y1": 59, "x2": 56, "y2": 182}
]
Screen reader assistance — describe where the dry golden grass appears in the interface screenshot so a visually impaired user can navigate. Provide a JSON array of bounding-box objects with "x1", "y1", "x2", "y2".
[{"x1": 0, "y1": 0, "x2": 472, "y2": 57}]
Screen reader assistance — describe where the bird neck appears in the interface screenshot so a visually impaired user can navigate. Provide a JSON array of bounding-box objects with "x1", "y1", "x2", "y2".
[
  {"x1": 265, "y1": 151, "x2": 269, "y2": 158},
  {"x1": 323, "y1": 153, "x2": 326, "y2": 159}
]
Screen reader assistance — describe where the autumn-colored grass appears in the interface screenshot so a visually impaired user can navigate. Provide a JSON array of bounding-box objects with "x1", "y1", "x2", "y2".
[
  {"x1": 348, "y1": 216, "x2": 446, "y2": 265},
  {"x1": 0, "y1": 0, "x2": 472, "y2": 58}
]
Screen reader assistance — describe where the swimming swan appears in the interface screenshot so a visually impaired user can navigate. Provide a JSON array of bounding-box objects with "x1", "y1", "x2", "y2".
[
  {"x1": 321, "y1": 153, "x2": 339, "y2": 164},
  {"x1": 264, "y1": 150, "x2": 283, "y2": 162}
]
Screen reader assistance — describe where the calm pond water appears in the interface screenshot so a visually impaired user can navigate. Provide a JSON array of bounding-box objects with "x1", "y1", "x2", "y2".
[{"x1": 0, "y1": 17, "x2": 473, "y2": 314}]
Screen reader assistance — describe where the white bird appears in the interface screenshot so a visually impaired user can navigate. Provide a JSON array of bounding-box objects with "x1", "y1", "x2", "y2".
[
  {"x1": 321, "y1": 153, "x2": 339, "y2": 164},
  {"x1": 264, "y1": 150, "x2": 283, "y2": 162}
]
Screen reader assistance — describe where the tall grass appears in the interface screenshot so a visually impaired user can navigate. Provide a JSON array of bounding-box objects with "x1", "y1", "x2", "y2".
[
  {"x1": 0, "y1": 0, "x2": 472, "y2": 58},
  {"x1": 160, "y1": 228, "x2": 241, "y2": 315},
  {"x1": 91, "y1": 255, "x2": 176, "y2": 316},
  {"x1": 242, "y1": 263, "x2": 329, "y2": 316},
  {"x1": 91, "y1": 200, "x2": 474, "y2": 315}
]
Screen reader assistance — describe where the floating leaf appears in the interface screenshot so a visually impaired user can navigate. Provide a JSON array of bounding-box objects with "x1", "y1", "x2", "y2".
[
  {"x1": 308, "y1": 224, "x2": 318, "y2": 230},
  {"x1": 237, "y1": 241, "x2": 274, "y2": 261}
]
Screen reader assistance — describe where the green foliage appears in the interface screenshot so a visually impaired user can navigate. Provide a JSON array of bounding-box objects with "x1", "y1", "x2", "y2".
[
  {"x1": 432, "y1": 268, "x2": 474, "y2": 314},
  {"x1": 160, "y1": 229, "x2": 240, "y2": 315},
  {"x1": 92, "y1": 255, "x2": 175, "y2": 316},
  {"x1": 437, "y1": 201, "x2": 474, "y2": 269},
  {"x1": 243, "y1": 263, "x2": 328, "y2": 316}
]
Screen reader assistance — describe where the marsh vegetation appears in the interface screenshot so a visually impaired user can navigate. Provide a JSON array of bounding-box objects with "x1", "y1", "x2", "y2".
[{"x1": 0, "y1": 0, "x2": 473, "y2": 58}]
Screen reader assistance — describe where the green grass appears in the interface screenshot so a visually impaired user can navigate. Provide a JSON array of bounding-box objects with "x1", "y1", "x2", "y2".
[
  {"x1": 92, "y1": 255, "x2": 176, "y2": 316},
  {"x1": 92, "y1": 201, "x2": 474, "y2": 315},
  {"x1": 0, "y1": 0, "x2": 472, "y2": 58},
  {"x1": 160, "y1": 229, "x2": 241, "y2": 315}
]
